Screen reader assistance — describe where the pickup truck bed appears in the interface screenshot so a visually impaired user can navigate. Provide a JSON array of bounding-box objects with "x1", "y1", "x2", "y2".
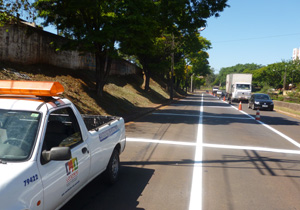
[{"x1": 82, "y1": 115, "x2": 120, "y2": 131}]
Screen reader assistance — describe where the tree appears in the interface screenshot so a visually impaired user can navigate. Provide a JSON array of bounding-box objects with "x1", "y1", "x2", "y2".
[
  {"x1": 216, "y1": 63, "x2": 263, "y2": 86},
  {"x1": 174, "y1": 33, "x2": 211, "y2": 89},
  {"x1": 34, "y1": 0, "x2": 125, "y2": 96},
  {"x1": 118, "y1": 0, "x2": 163, "y2": 91},
  {"x1": 205, "y1": 68, "x2": 218, "y2": 87},
  {"x1": 120, "y1": 0, "x2": 229, "y2": 92},
  {"x1": 4, "y1": 0, "x2": 228, "y2": 96},
  {"x1": 0, "y1": 0, "x2": 35, "y2": 25}
]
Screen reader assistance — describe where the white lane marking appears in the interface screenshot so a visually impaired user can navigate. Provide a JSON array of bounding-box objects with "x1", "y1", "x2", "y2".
[
  {"x1": 153, "y1": 112, "x2": 251, "y2": 120},
  {"x1": 189, "y1": 94, "x2": 203, "y2": 210},
  {"x1": 152, "y1": 113, "x2": 199, "y2": 117},
  {"x1": 203, "y1": 115, "x2": 251, "y2": 120},
  {"x1": 126, "y1": 138, "x2": 300, "y2": 155},
  {"x1": 126, "y1": 137, "x2": 196, "y2": 146},
  {"x1": 230, "y1": 105, "x2": 300, "y2": 149},
  {"x1": 215, "y1": 98, "x2": 300, "y2": 149},
  {"x1": 204, "y1": 106, "x2": 232, "y2": 108},
  {"x1": 203, "y1": 143, "x2": 300, "y2": 155}
]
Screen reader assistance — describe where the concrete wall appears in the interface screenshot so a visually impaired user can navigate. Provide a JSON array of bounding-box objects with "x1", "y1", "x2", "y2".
[
  {"x1": 0, "y1": 23, "x2": 142, "y2": 75},
  {"x1": 273, "y1": 100, "x2": 300, "y2": 112}
]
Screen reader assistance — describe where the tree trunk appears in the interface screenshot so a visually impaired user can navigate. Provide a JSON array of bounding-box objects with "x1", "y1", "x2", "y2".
[
  {"x1": 95, "y1": 52, "x2": 102, "y2": 96},
  {"x1": 175, "y1": 77, "x2": 180, "y2": 91},
  {"x1": 140, "y1": 58, "x2": 150, "y2": 91},
  {"x1": 144, "y1": 69, "x2": 150, "y2": 91},
  {"x1": 95, "y1": 49, "x2": 112, "y2": 97}
]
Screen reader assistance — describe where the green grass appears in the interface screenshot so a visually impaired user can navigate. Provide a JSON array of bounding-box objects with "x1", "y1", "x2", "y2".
[{"x1": 274, "y1": 106, "x2": 300, "y2": 119}]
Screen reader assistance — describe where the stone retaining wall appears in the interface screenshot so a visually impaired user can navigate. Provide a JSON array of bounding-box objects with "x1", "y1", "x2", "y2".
[{"x1": 0, "y1": 23, "x2": 142, "y2": 76}]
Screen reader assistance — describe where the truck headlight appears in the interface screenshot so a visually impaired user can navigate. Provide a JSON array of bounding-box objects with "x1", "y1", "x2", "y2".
[{"x1": 254, "y1": 101, "x2": 260, "y2": 105}]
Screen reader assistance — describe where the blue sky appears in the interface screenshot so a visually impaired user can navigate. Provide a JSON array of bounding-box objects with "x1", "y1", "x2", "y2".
[{"x1": 201, "y1": 0, "x2": 300, "y2": 73}]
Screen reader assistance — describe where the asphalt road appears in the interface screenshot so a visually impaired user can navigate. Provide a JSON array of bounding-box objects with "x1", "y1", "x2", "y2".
[{"x1": 62, "y1": 92, "x2": 300, "y2": 210}]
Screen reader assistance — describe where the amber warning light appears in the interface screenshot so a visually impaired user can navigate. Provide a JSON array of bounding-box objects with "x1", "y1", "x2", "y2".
[{"x1": 0, "y1": 80, "x2": 64, "y2": 96}]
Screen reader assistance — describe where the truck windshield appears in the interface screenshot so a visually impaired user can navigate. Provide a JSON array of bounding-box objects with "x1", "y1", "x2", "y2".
[
  {"x1": 0, "y1": 109, "x2": 41, "y2": 161},
  {"x1": 236, "y1": 84, "x2": 250, "y2": 90}
]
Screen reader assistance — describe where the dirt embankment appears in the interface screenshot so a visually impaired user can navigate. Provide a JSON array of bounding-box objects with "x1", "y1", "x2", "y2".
[{"x1": 0, "y1": 62, "x2": 186, "y2": 121}]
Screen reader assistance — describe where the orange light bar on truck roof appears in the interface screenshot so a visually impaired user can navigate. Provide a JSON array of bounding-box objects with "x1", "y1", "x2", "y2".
[{"x1": 0, "y1": 80, "x2": 64, "y2": 96}]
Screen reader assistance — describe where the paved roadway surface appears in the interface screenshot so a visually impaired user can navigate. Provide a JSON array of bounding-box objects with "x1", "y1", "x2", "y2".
[{"x1": 62, "y1": 91, "x2": 300, "y2": 210}]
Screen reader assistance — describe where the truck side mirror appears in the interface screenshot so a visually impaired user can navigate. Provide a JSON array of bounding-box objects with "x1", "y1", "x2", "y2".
[{"x1": 42, "y1": 147, "x2": 71, "y2": 163}]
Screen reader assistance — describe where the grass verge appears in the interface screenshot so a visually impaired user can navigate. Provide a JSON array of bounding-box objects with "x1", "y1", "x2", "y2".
[{"x1": 274, "y1": 106, "x2": 300, "y2": 120}]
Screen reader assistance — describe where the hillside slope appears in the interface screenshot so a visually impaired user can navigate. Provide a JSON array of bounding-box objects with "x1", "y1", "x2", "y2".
[{"x1": 0, "y1": 62, "x2": 182, "y2": 121}]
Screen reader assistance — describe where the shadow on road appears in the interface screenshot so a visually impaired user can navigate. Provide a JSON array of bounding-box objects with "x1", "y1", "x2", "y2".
[
  {"x1": 132, "y1": 108, "x2": 300, "y2": 126},
  {"x1": 61, "y1": 166, "x2": 154, "y2": 210},
  {"x1": 202, "y1": 150, "x2": 300, "y2": 178}
]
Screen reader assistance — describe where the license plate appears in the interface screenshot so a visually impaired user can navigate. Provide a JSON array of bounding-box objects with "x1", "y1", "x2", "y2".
[{"x1": 262, "y1": 105, "x2": 268, "y2": 107}]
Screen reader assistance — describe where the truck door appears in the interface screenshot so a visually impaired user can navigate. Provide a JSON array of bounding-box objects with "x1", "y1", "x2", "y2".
[{"x1": 37, "y1": 107, "x2": 91, "y2": 210}]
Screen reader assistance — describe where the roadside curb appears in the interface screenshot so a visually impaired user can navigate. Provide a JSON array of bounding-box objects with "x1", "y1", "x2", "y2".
[{"x1": 274, "y1": 108, "x2": 300, "y2": 120}]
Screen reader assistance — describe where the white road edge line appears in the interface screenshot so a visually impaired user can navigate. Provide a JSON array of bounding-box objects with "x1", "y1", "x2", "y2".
[
  {"x1": 232, "y1": 104, "x2": 300, "y2": 149},
  {"x1": 127, "y1": 94, "x2": 300, "y2": 210},
  {"x1": 219, "y1": 98, "x2": 300, "y2": 149},
  {"x1": 152, "y1": 112, "x2": 251, "y2": 120},
  {"x1": 126, "y1": 138, "x2": 300, "y2": 155},
  {"x1": 189, "y1": 93, "x2": 203, "y2": 210},
  {"x1": 126, "y1": 138, "x2": 197, "y2": 146}
]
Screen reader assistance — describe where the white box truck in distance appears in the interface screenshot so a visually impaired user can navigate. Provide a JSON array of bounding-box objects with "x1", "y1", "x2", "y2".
[{"x1": 226, "y1": 73, "x2": 252, "y2": 103}]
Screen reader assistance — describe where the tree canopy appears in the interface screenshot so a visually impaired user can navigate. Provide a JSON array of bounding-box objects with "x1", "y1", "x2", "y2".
[
  {"x1": 2, "y1": 0, "x2": 229, "y2": 97},
  {"x1": 211, "y1": 60, "x2": 300, "y2": 91},
  {"x1": 216, "y1": 63, "x2": 263, "y2": 86}
]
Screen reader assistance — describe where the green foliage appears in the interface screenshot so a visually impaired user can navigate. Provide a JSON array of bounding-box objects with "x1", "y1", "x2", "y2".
[
  {"x1": 118, "y1": 0, "x2": 228, "y2": 91},
  {"x1": 258, "y1": 84, "x2": 272, "y2": 94},
  {"x1": 0, "y1": 0, "x2": 36, "y2": 25},
  {"x1": 214, "y1": 59, "x2": 300, "y2": 91},
  {"x1": 277, "y1": 96, "x2": 284, "y2": 101},
  {"x1": 216, "y1": 63, "x2": 263, "y2": 86},
  {"x1": 3, "y1": 0, "x2": 229, "y2": 95}
]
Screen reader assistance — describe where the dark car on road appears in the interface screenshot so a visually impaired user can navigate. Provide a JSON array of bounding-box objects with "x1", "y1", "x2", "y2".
[{"x1": 248, "y1": 93, "x2": 274, "y2": 111}]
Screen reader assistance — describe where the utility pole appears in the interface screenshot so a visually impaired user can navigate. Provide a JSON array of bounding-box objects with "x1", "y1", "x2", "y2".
[
  {"x1": 190, "y1": 73, "x2": 194, "y2": 92},
  {"x1": 283, "y1": 65, "x2": 287, "y2": 90}
]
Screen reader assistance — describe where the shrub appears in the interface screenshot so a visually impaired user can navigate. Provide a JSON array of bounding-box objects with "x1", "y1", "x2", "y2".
[
  {"x1": 259, "y1": 84, "x2": 272, "y2": 94},
  {"x1": 277, "y1": 96, "x2": 284, "y2": 101}
]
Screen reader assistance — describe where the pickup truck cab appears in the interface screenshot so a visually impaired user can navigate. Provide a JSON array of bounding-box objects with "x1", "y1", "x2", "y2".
[{"x1": 0, "y1": 80, "x2": 126, "y2": 210}]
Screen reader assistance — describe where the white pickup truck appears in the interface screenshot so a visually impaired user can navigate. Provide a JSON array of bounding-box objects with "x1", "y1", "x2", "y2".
[{"x1": 0, "y1": 80, "x2": 126, "y2": 210}]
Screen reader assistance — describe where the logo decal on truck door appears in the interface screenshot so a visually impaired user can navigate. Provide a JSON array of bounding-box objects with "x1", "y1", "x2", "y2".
[
  {"x1": 62, "y1": 158, "x2": 80, "y2": 196},
  {"x1": 65, "y1": 157, "x2": 78, "y2": 176},
  {"x1": 65, "y1": 157, "x2": 79, "y2": 187}
]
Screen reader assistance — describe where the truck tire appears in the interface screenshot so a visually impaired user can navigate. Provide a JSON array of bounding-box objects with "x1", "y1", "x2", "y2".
[{"x1": 105, "y1": 149, "x2": 120, "y2": 184}]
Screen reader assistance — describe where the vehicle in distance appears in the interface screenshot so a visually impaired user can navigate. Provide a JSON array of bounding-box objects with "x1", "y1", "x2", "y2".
[
  {"x1": 0, "y1": 80, "x2": 126, "y2": 210},
  {"x1": 212, "y1": 86, "x2": 219, "y2": 94},
  {"x1": 226, "y1": 73, "x2": 252, "y2": 103},
  {"x1": 217, "y1": 90, "x2": 225, "y2": 98},
  {"x1": 248, "y1": 93, "x2": 274, "y2": 111}
]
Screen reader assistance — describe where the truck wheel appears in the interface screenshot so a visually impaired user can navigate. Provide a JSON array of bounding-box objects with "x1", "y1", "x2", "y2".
[{"x1": 105, "y1": 149, "x2": 120, "y2": 184}]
